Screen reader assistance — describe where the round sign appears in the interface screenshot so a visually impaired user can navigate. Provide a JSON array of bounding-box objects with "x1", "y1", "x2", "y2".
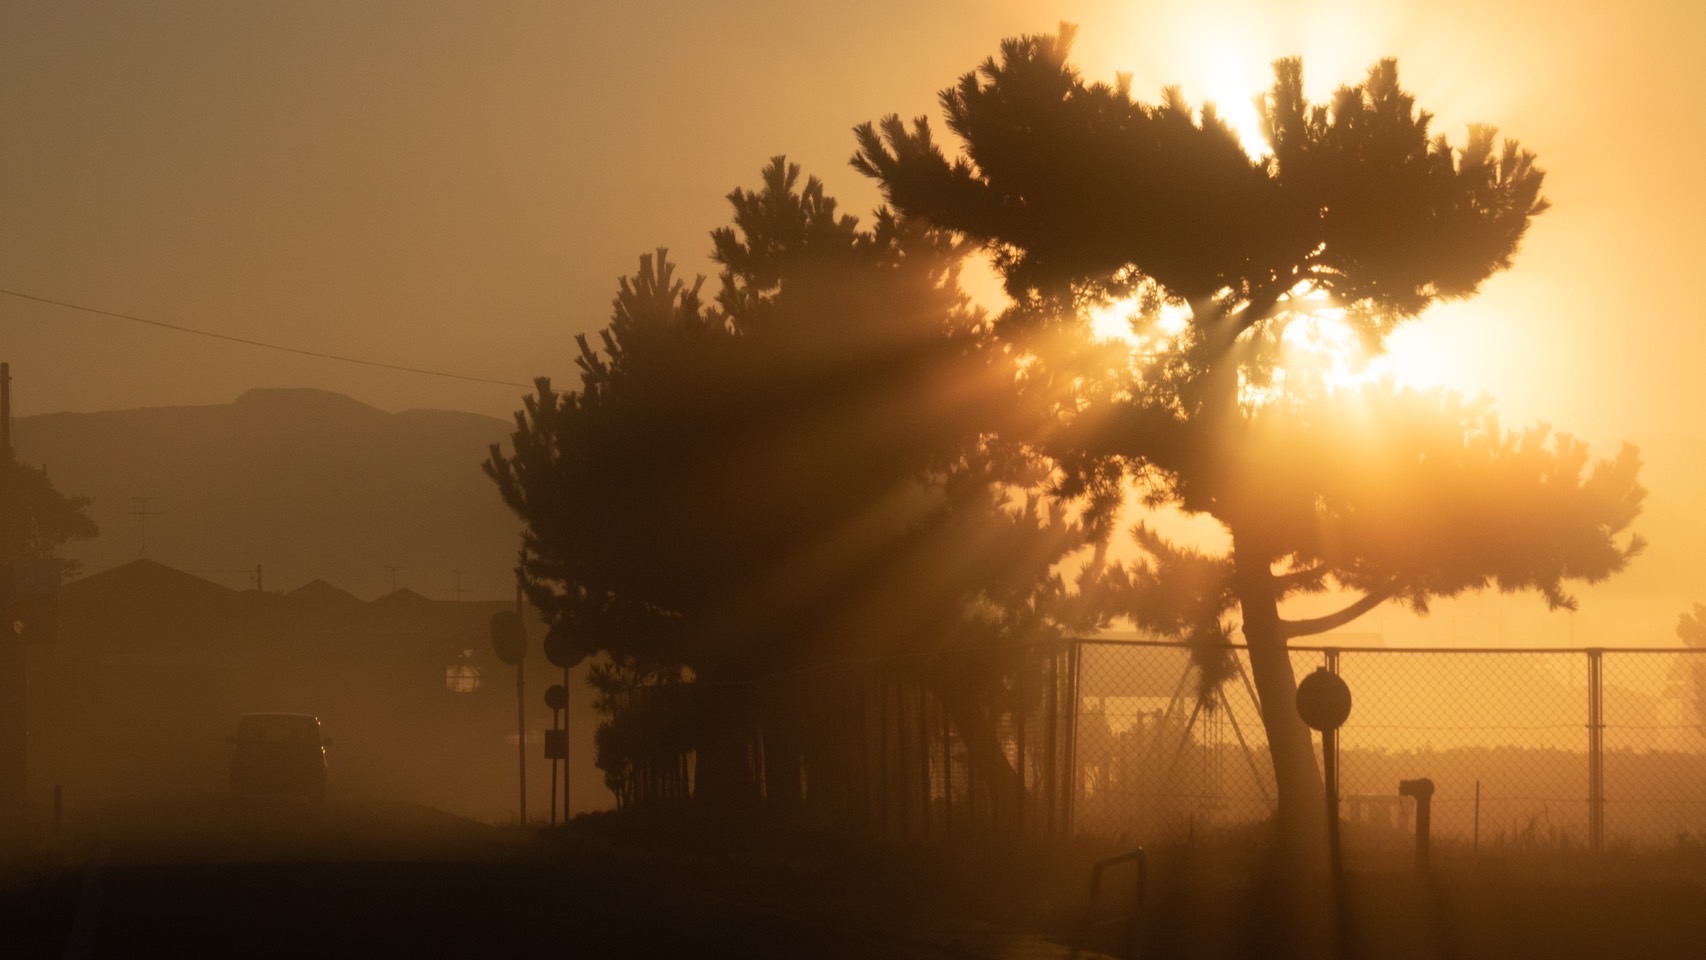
[
  {"x1": 543, "y1": 622, "x2": 587, "y2": 669},
  {"x1": 544, "y1": 684, "x2": 568, "y2": 711},
  {"x1": 490, "y1": 610, "x2": 526, "y2": 665},
  {"x1": 1295, "y1": 667, "x2": 1352, "y2": 731}
]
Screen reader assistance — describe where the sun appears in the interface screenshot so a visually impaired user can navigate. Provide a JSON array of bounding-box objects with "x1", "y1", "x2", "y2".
[
  {"x1": 1086, "y1": 296, "x2": 1190, "y2": 345},
  {"x1": 1085, "y1": 287, "x2": 1450, "y2": 397}
]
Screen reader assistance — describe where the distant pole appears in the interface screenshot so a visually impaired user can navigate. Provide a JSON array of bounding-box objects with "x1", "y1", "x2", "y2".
[
  {"x1": 255, "y1": 564, "x2": 263, "y2": 593},
  {"x1": 1, "y1": 362, "x2": 10, "y2": 462},
  {"x1": 549, "y1": 704, "x2": 560, "y2": 828},
  {"x1": 516, "y1": 581, "x2": 527, "y2": 825},
  {"x1": 0, "y1": 365, "x2": 21, "y2": 808},
  {"x1": 1399, "y1": 778, "x2": 1435, "y2": 870},
  {"x1": 1587, "y1": 649, "x2": 1605, "y2": 852},
  {"x1": 128, "y1": 496, "x2": 162, "y2": 557},
  {"x1": 385, "y1": 564, "x2": 401, "y2": 593},
  {"x1": 1474, "y1": 780, "x2": 1481, "y2": 856},
  {"x1": 573, "y1": 665, "x2": 580, "y2": 821}
]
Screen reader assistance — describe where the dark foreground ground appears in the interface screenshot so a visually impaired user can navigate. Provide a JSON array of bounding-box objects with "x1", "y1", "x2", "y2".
[
  {"x1": 3, "y1": 800, "x2": 1705, "y2": 959},
  {"x1": 0, "y1": 800, "x2": 980, "y2": 959}
]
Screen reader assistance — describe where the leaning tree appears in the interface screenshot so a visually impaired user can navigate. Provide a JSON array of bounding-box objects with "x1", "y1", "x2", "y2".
[{"x1": 853, "y1": 26, "x2": 1645, "y2": 837}]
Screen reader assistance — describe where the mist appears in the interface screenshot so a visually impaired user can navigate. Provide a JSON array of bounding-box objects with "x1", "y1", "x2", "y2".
[{"x1": 5, "y1": 5, "x2": 1706, "y2": 959}]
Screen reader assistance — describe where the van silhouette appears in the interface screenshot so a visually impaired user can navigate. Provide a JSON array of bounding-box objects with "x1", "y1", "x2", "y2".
[{"x1": 228, "y1": 713, "x2": 330, "y2": 799}]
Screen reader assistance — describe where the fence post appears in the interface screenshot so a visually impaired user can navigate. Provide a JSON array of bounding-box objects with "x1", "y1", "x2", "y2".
[
  {"x1": 918, "y1": 683, "x2": 931, "y2": 841},
  {"x1": 1064, "y1": 638, "x2": 1081, "y2": 837},
  {"x1": 1326, "y1": 648, "x2": 1342, "y2": 803},
  {"x1": 1016, "y1": 662, "x2": 1028, "y2": 840},
  {"x1": 1046, "y1": 641, "x2": 1059, "y2": 837},
  {"x1": 880, "y1": 671, "x2": 892, "y2": 837},
  {"x1": 1587, "y1": 648, "x2": 1604, "y2": 852},
  {"x1": 860, "y1": 668, "x2": 873, "y2": 828},
  {"x1": 942, "y1": 700, "x2": 954, "y2": 836}
]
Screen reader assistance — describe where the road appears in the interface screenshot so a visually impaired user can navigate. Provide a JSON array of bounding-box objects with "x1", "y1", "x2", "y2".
[{"x1": 0, "y1": 799, "x2": 977, "y2": 959}]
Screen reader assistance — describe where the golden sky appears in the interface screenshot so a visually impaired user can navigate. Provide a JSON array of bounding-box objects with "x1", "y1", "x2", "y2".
[
  {"x1": 3, "y1": 1, "x2": 1703, "y2": 644},
  {"x1": 2, "y1": 1, "x2": 1697, "y2": 446}
]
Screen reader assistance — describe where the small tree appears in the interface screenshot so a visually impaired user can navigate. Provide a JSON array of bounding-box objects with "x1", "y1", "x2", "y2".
[
  {"x1": 853, "y1": 26, "x2": 1644, "y2": 837},
  {"x1": 2, "y1": 459, "x2": 98, "y2": 576}
]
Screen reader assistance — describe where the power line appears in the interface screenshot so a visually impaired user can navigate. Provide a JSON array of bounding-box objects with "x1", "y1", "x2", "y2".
[{"x1": 0, "y1": 288, "x2": 530, "y2": 389}]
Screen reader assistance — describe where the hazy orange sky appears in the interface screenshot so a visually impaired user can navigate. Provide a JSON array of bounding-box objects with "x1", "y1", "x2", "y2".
[
  {"x1": 4, "y1": 2, "x2": 1704, "y2": 646},
  {"x1": 3, "y1": 0, "x2": 1698, "y2": 447}
]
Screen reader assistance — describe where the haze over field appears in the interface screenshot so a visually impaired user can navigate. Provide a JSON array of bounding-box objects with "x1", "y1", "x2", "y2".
[{"x1": 8, "y1": 8, "x2": 1706, "y2": 959}]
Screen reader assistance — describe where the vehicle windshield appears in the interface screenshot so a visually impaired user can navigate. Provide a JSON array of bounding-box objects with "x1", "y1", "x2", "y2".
[{"x1": 236, "y1": 715, "x2": 321, "y2": 744}]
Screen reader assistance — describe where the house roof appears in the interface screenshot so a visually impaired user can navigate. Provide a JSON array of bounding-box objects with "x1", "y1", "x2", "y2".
[
  {"x1": 63, "y1": 557, "x2": 236, "y2": 608},
  {"x1": 287, "y1": 578, "x2": 363, "y2": 610}
]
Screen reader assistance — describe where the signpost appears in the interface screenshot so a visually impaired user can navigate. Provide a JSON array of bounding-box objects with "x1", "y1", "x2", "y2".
[
  {"x1": 544, "y1": 684, "x2": 567, "y2": 827},
  {"x1": 543, "y1": 622, "x2": 584, "y2": 826},
  {"x1": 491, "y1": 606, "x2": 526, "y2": 824},
  {"x1": 1296, "y1": 665, "x2": 1352, "y2": 866}
]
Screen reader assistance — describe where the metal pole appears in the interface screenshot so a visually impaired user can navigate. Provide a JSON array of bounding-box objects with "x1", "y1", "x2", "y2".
[
  {"x1": 1016, "y1": 665, "x2": 1027, "y2": 840},
  {"x1": 1045, "y1": 643, "x2": 1058, "y2": 837},
  {"x1": 563, "y1": 663, "x2": 571, "y2": 825},
  {"x1": 1063, "y1": 639, "x2": 1080, "y2": 836},
  {"x1": 1325, "y1": 726, "x2": 1341, "y2": 868},
  {"x1": 941, "y1": 701, "x2": 953, "y2": 836},
  {"x1": 515, "y1": 582, "x2": 527, "y2": 826},
  {"x1": 1587, "y1": 649, "x2": 1604, "y2": 852},
  {"x1": 0, "y1": 364, "x2": 23, "y2": 810},
  {"x1": 1, "y1": 362, "x2": 10, "y2": 462},
  {"x1": 1326, "y1": 649, "x2": 1342, "y2": 784},
  {"x1": 1400, "y1": 778, "x2": 1434, "y2": 870},
  {"x1": 573, "y1": 661, "x2": 580, "y2": 825},
  {"x1": 549, "y1": 706, "x2": 560, "y2": 828},
  {"x1": 918, "y1": 683, "x2": 931, "y2": 840},
  {"x1": 878, "y1": 674, "x2": 890, "y2": 835}
]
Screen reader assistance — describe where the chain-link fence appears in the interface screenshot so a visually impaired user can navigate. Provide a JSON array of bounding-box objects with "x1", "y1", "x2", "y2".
[
  {"x1": 594, "y1": 644, "x2": 1076, "y2": 841},
  {"x1": 595, "y1": 640, "x2": 1706, "y2": 852},
  {"x1": 1072, "y1": 640, "x2": 1706, "y2": 853}
]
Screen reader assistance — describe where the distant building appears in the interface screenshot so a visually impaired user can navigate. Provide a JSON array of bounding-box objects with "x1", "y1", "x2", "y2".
[{"x1": 27, "y1": 559, "x2": 579, "y2": 819}]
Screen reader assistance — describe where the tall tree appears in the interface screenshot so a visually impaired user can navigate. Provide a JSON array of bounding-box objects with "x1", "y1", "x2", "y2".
[
  {"x1": 487, "y1": 159, "x2": 1097, "y2": 816},
  {"x1": 853, "y1": 26, "x2": 1644, "y2": 837}
]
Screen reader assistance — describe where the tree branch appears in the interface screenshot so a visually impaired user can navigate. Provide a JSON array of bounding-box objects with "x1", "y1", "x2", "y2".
[
  {"x1": 1280, "y1": 587, "x2": 1395, "y2": 640},
  {"x1": 1220, "y1": 281, "x2": 1287, "y2": 343},
  {"x1": 1273, "y1": 564, "x2": 1329, "y2": 592}
]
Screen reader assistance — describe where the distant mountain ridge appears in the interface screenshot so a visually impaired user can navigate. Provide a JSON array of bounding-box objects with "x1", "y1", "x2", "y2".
[
  {"x1": 12, "y1": 388, "x2": 1706, "y2": 647},
  {"x1": 13, "y1": 387, "x2": 523, "y2": 601}
]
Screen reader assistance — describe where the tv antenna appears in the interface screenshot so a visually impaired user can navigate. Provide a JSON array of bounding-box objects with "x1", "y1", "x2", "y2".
[{"x1": 129, "y1": 496, "x2": 163, "y2": 557}]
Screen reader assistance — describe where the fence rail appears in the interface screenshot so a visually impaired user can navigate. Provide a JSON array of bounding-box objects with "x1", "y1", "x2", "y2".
[{"x1": 1074, "y1": 640, "x2": 1706, "y2": 854}]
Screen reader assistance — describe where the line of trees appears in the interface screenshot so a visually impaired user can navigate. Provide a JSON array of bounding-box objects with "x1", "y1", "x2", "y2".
[{"x1": 487, "y1": 25, "x2": 1645, "y2": 843}]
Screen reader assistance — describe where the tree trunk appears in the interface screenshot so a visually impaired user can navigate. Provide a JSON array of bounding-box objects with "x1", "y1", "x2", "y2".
[
  {"x1": 1232, "y1": 540, "x2": 1325, "y2": 852},
  {"x1": 932, "y1": 675, "x2": 1024, "y2": 834},
  {"x1": 690, "y1": 683, "x2": 759, "y2": 812}
]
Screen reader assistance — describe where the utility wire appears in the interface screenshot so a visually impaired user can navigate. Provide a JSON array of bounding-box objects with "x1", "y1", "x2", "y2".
[{"x1": 0, "y1": 288, "x2": 530, "y2": 388}]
